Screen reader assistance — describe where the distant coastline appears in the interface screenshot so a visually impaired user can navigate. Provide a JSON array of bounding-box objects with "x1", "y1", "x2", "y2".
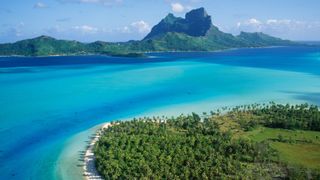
[
  {"x1": 0, "y1": 52, "x2": 146, "y2": 58},
  {"x1": 0, "y1": 45, "x2": 302, "y2": 59}
]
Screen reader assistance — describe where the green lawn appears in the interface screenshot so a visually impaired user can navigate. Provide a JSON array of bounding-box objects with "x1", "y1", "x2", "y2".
[
  {"x1": 245, "y1": 127, "x2": 320, "y2": 170},
  {"x1": 246, "y1": 127, "x2": 320, "y2": 143},
  {"x1": 272, "y1": 142, "x2": 320, "y2": 169}
]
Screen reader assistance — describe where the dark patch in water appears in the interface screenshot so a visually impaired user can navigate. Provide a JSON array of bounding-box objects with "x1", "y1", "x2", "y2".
[
  {"x1": 1, "y1": 46, "x2": 320, "y2": 77},
  {"x1": 0, "y1": 55, "x2": 173, "y2": 69},
  {"x1": 0, "y1": 68, "x2": 35, "y2": 74},
  {"x1": 283, "y1": 91, "x2": 320, "y2": 105}
]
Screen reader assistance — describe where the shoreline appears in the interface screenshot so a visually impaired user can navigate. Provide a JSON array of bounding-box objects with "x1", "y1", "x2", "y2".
[
  {"x1": 83, "y1": 123, "x2": 111, "y2": 180},
  {"x1": 0, "y1": 45, "x2": 294, "y2": 58}
]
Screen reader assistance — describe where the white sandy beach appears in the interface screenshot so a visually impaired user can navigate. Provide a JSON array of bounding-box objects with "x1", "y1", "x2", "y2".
[{"x1": 83, "y1": 123, "x2": 112, "y2": 180}]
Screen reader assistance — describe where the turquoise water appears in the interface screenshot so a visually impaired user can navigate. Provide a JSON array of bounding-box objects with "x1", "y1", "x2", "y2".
[{"x1": 0, "y1": 46, "x2": 320, "y2": 179}]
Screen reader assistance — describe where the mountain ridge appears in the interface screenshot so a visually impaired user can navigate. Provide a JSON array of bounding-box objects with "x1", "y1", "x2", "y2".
[
  {"x1": 144, "y1": 8, "x2": 212, "y2": 39},
  {"x1": 0, "y1": 7, "x2": 296, "y2": 57}
]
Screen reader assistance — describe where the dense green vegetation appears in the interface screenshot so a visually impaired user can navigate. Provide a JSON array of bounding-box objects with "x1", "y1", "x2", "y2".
[
  {"x1": 226, "y1": 103, "x2": 320, "y2": 131},
  {"x1": 94, "y1": 103, "x2": 320, "y2": 179},
  {"x1": 0, "y1": 8, "x2": 295, "y2": 57}
]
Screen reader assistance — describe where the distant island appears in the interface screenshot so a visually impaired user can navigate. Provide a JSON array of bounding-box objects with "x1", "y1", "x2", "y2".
[
  {"x1": 93, "y1": 103, "x2": 320, "y2": 179},
  {"x1": 0, "y1": 8, "x2": 296, "y2": 57}
]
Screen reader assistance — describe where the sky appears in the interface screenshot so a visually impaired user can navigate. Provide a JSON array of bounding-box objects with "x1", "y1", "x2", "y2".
[{"x1": 0, "y1": 0, "x2": 320, "y2": 43}]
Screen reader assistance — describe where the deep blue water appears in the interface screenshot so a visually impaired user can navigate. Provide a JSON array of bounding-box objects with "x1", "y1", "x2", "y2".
[{"x1": 0, "y1": 46, "x2": 319, "y2": 179}]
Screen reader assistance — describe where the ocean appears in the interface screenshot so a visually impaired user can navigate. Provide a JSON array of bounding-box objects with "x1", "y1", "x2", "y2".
[{"x1": 0, "y1": 46, "x2": 319, "y2": 179}]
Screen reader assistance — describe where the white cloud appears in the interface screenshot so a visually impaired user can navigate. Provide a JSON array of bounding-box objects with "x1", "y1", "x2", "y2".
[
  {"x1": 165, "y1": 0, "x2": 199, "y2": 12},
  {"x1": 237, "y1": 18, "x2": 263, "y2": 31},
  {"x1": 266, "y1": 19, "x2": 292, "y2": 26},
  {"x1": 266, "y1": 19, "x2": 278, "y2": 25},
  {"x1": 46, "y1": 21, "x2": 150, "y2": 38},
  {"x1": 236, "y1": 18, "x2": 319, "y2": 33},
  {"x1": 115, "y1": 21, "x2": 150, "y2": 34},
  {"x1": 171, "y1": 2, "x2": 185, "y2": 13},
  {"x1": 57, "y1": 0, "x2": 122, "y2": 6},
  {"x1": 131, "y1": 21, "x2": 151, "y2": 33},
  {"x1": 232, "y1": 18, "x2": 320, "y2": 40},
  {"x1": 72, "y1": 25, "x2": 98, "y2": 34},
  {"x1": 34, "y1": 2, "x2": 48, "y2": 8},
  {"x1": 248, "y1": 18, "x2": 262, "y2": 25},
  {"x1": 121, "y1": 26, "x2": 131, "y2": 33}
]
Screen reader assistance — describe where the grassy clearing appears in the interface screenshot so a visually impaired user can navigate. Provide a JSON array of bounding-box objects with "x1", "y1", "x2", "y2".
[
  {"x1": 246, "y1": 127, "x2": 320, "y2": 144},
  {"x1": 245, "y1": 127, "x2": 320, "y2": 170},
  {"x1": 272, "y1": 142, "x2": 320, "y2": 170}
]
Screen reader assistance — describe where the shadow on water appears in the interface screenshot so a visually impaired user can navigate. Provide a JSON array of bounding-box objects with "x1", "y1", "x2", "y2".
[
  {"x1": 1, "y1": 46, "x2": 320, "y2": 77},
  {"x1": 188, "y1": 46, "x2": 320, "y2": 77},
  {"x1": 283, "y1": 91, "x2": 320, "y2": 105},
  {"x1": 0, "y1": 68, "x2": 36, "y2": 74},
  {"x1": 0, "y1": 63, "x2": 154, "y2": 85},
  {"x1": 0, "y1": 55, "x2": 172, "y2": 69}
]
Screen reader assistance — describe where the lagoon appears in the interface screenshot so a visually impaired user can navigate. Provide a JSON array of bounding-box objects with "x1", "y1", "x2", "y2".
[{"x1": 0, "y1": 46, "x2": 319, "y2": 179}]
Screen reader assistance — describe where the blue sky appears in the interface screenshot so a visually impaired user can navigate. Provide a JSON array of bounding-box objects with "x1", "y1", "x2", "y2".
[{"x1": 1, "y1": 0, "x2": 320, "y2": 43}]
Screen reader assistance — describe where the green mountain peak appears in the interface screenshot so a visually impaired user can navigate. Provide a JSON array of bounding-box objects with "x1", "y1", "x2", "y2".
[{"x1": 144, "y1": 7, "x2": 213, "y2": 40}]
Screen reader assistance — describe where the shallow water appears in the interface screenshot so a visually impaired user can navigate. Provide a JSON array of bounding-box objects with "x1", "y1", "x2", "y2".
[{"x1": 0, "y1": 46, "x2": 319, "y2": 179}]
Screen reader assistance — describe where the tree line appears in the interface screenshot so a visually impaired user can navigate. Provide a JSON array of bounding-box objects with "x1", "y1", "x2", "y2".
[{"x1": 94, "y1": 103, "x2": 320, "y2": 179}]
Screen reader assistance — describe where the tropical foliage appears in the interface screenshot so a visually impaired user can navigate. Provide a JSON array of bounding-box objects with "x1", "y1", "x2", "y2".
[
  {"x1": 94, "y1": 103, "x2": 320, "y2": 179},
  {"x1": 228, "y1": 103, "x2": 320, "y2": 131}
]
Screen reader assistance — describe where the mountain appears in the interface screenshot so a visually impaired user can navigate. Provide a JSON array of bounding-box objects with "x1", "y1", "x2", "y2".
[
  {"x1": 141, "y1": 7, "x2": 294, "y2": 51},
  {"x1": 0, "y1": 36, "x2": 135, "y2": 56},
  {"x1": 236, "y1": 31, "x2": 293, "y2": 46},
  {"x1": 0, "y1": 8, "x2": 296, "y2": 57},
  {"x1": 144, "y1": 8, "x2": 212, "y2": 39},
  {"x1": 0, "y1": 36, "x2": 87, "y2": 56}
]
